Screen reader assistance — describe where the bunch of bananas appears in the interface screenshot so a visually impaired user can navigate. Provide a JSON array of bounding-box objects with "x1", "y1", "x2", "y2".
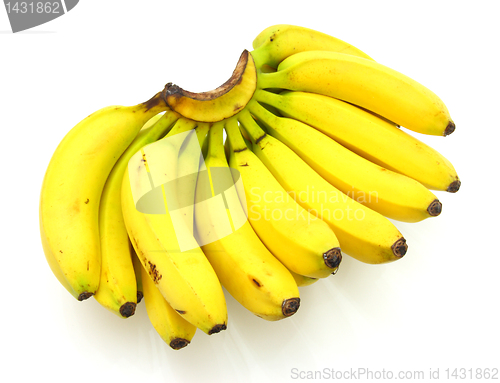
[{"x1": 39, "y1": 25, "x2": 460, "y2": 350}]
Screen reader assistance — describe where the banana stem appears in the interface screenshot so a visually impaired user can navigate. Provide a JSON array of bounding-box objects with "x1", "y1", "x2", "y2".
[
  {"x1": 250, "y1": 49, "x2": 270, "y2": 71},
  {"x1": 247, "y1": 95, "x2": 281, "y2": 130},
  {"x1": 237, "y1": 108, "x2": 267, "y2": 145},
  {"x1": 256, "y1": 70, "x2": 281, "y2": 90},
  {"x1": 141, "y1": 91, "x2": 169, "y2": 115},
  {"x1": 165, "y1": 118, "x2": 211, "y2": 151},
  {"x1": 207, "y1": 121, "x2": 225, "y2": 160},
  {"x1": 150, "y1": 111, "x2": 180, "y2": 139},
  {"x1": 166, "y1": 118, "x2": 197, "y2": 138},
  {"x1": 254, "y1": 89, "x2": 282, "y2": 109},
  {"x1": 224, "y1": 118, "x2": 247, "y2": 153}
]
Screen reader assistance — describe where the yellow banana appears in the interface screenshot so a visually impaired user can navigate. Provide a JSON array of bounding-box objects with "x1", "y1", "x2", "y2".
[
  {"x1": 251, "y1": 24, "x2": 373, "y2": 69},
  {"x1": 261, "y1": 90, "x2": 461, "y2": 193},
  {"x1": 173, "y1": 119, "x2": 212, "y2": 234},
  {"x1": 163, "y1": 50, "x2": 257, "y2": 122},
  {"x1": 94, "y1": 112, "x2": 176, "y2": 317},
  {"x1": 40, "y1": 93, "x2": 167, "y2": 301},
  {"x1": 258, "y1": 50, "x2": 455, "y2": 136},
  {"x1": 122, "y1": 118, "x2": 227, "y2": 335},
  {"x1": 131, "y1": 244, "x2": 143, "y2": 303},
  {"x1": 239, "y1": 108, "x2": 407, "y2": 263},
  {"x1": 288, "y1": 269, "x2": 318, "y2": 287},
  {"x1": 249, "y1": 96, "x2": 441, "y2": 223},
  {"x1": 225, "y1": 117, "x2": 341, "y2": 279},
  {"x1": 141, "y1": 262, "x2": 197, "y2": 350},
  {"x1": 194, "y1": 121, "x2": 300, "y2": 321}
]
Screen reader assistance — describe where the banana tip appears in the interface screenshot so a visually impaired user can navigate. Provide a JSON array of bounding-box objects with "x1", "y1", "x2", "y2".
[
  {"x1": 428, "y1": 199, "x2": 442, "y2": 217},
  {"x1": 170, "y1": 338, "x2": 190, "y2": 350},
  {"x1": 392, "y1": 238, "x2": 407, "y2": 258},
  {"x1": 444, "y1": 121, "x2": 455, "y2": 136},
  {"x1": 77, "y1": 292, "x2": 93, "y2": 301},
  {"x1": 208, "y1": 323, "x2": 227, "y2": 335},
  {"x1": 282, "y1": 298, "x2": 301, "y2": 317},
  {"x1": 119, "y1": 302, "x2": 137, "y2": 318},
  {"x1": 136, "y1": 291, "x2": 144, "y2": 304},
  {"x1": 447, "y1": 179, "x2": 461, "y2": 193},
  {"x1": 323, "y1": 247, "x2": 342, "y2": 269}
]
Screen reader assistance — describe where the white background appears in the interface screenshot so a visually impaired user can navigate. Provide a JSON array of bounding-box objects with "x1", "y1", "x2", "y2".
[{"x1": 1, "y1": 1, "x2": 499, "y2": 382}]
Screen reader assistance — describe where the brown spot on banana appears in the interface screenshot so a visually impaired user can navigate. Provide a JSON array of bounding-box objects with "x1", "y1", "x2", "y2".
[
  {"x1": 252, "y1": 278, "x2": 262, "y2": 287},
  {"x1": 148, "y1": 261, "x2": 162, "y2": 283},
  {"x1": 175, "y1": 309, "x2": 186, "y2": 315},
  {"x1": 255, "y1": 132, "x2": 267, "y2": 144},
  {"x1": 162, "y1": 50, "x2": 257, "y2": 122}
]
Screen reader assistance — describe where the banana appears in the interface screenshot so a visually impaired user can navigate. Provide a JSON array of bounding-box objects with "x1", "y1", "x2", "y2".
[
  {"x1": 251, "y1": 24, "x2": 373, "y2": 69},
  {"x1": 141, "y1": 262, "x2": 197, "y2": 350},
  {"x1": 225, "y1": 117, "x2": 342, "y2": 279},
  {"x1": 173, "y1": 119, "x2": 211, "y2": 234},
  {"x1": 239, "y1": 108, "x2": 408, "y2": 263},
  {"x1": 94, "y1": 112, "x2": 175, "y2": 317},
  {"x1": 194, "y1": 121, "x2": 301, "y2": 321},
  {"x1": 258, "y1": 50, "x2": 455, "y2": 136},
  {"x1": 131, "y1": 244, "x2": 143, "y2": 303},
  {"x1": 122, "y1": 117, "x2": 227, "y2": 335},
  {"x1": 288, "y1": 269, "x2": 318, "y2": 287},
  {"x1": 249, "y1": 96, "x2": 441, "y2": 223},
  {"x1": 260, "y1": 90, "x2": 461, "y2": 192},
  {"x1": 40, "y1": 93, "x2": 167, "y2": 301},
  {"x1": 162, "y1": 50, "x2": 257, "y2": 122}
]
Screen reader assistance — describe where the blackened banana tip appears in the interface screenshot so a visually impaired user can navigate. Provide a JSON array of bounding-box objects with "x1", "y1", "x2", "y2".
[
  {"x1": 136, "y1": 291, "x2": 144, "y2": 304},
  {"x1": 447, "y1": 179, "x2": 461, "y2": 193},
  {"x1": 170, "y1": 338, "x2": 190, "y2": 350},
  {"x1": 77, "y1": 292, "x2": 93, "y2": 301},
  {"x1": 282, "y1": 298, "x2": 301, "y2": 317},
  {"x1": 428, "y1": 199, "x2": 442, "y2": 217},
  {"x1": 208, "y1": 323, "x2": 227, "y2": 335},
  {"x1": 323, "y1": 247, "x2": 342, "y2": 269},
  {"x1": 119, "y1": 302, "x2": 137, "y2": 318},
  {"x1": 392, "y1": 238, "x2": 408, "y2": 258},
  {"x1": 444, "y1": 121, "x2": 456, "y2": 136}
]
